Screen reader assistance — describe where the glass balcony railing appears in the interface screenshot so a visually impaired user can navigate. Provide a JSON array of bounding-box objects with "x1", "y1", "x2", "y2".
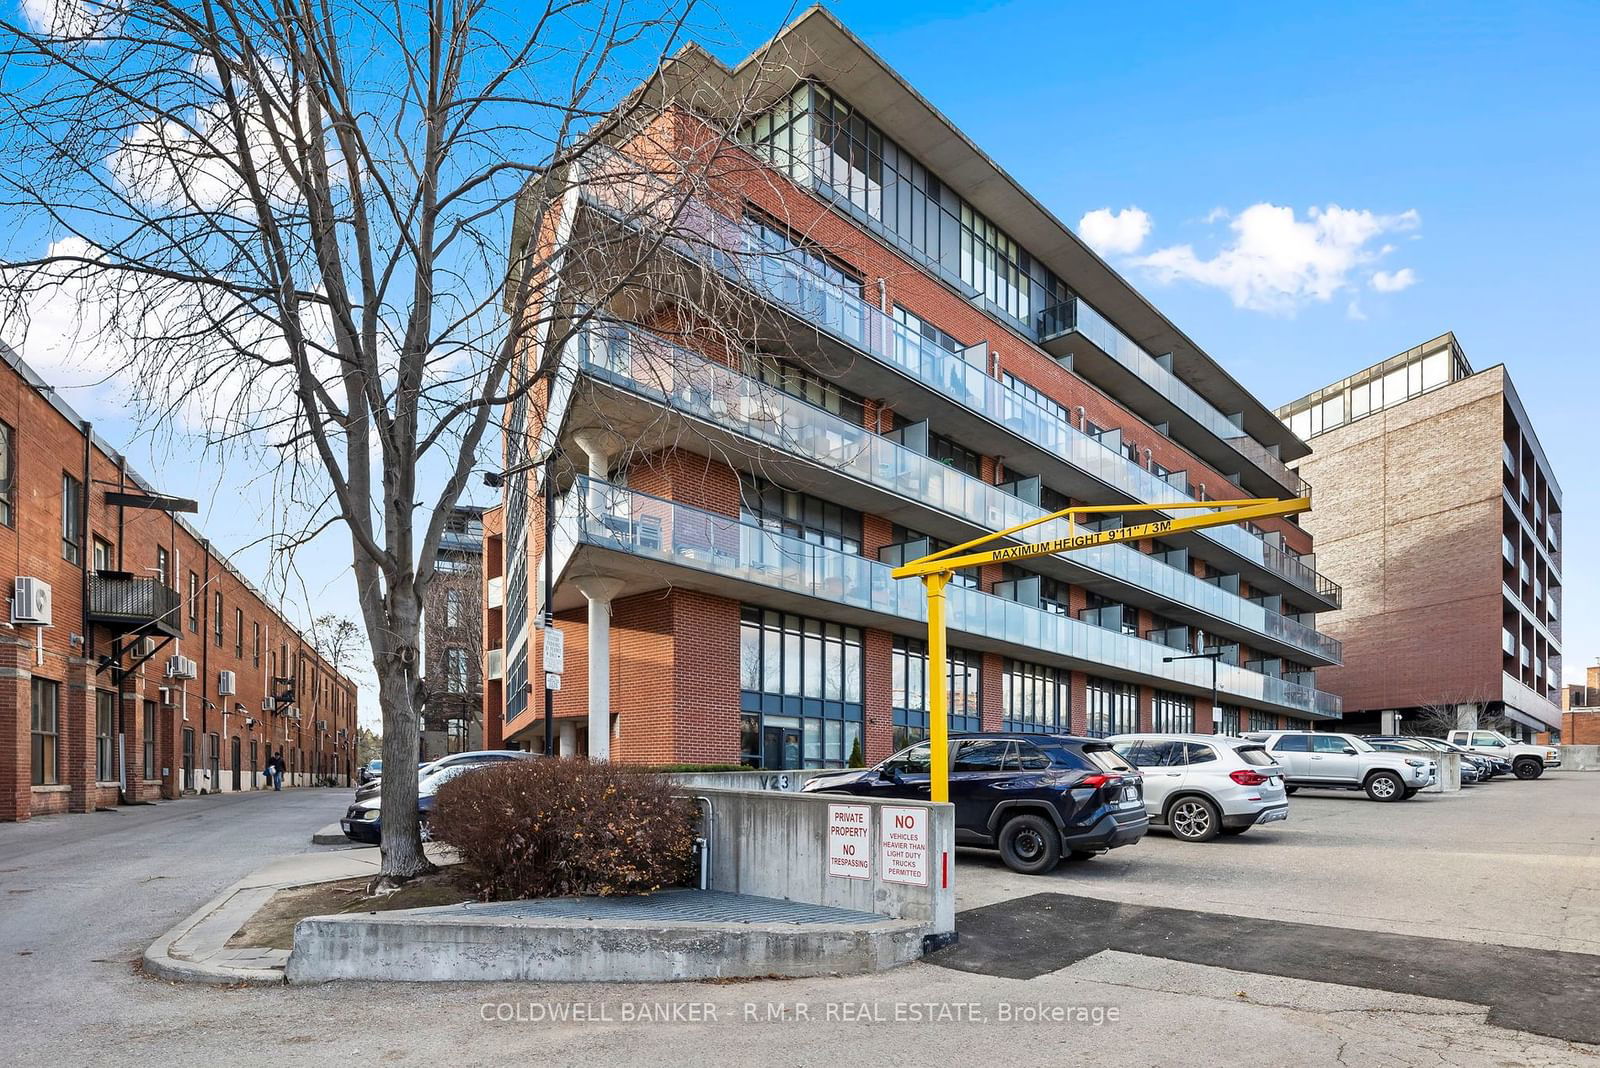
[
  {"x1": 574, "y1": 158, "x2": 1339, "y2": 606},
  {"x1": 1038, "y1": 297, "x2": 1310, "y2": 499},
  {"x1": 560, "y1": 478, "x2": 1342, "y2": 719},
  {"x1": 575, "y1": 320, "x2": 1342, "y2": 665}
]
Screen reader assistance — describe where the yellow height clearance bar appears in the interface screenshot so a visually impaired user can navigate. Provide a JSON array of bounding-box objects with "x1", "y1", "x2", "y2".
[{"x1": 891, "y1": 497, "x2": 1311, "y2": 804}]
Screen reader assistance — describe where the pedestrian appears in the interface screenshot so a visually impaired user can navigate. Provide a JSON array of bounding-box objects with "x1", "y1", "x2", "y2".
[{"x1": 269, "y1": 750, "x2": 285, "y2": 791}]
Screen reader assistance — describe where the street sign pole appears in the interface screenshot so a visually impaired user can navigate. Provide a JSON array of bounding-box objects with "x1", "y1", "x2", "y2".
[{"x1": 542, "y1": 452, "x2": 556, "y2": 758}]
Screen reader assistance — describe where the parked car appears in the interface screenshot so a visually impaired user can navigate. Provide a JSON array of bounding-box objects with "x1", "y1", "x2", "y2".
[
  {"x1": 1242, "y1": 731, "x2": 1436, "y2": 801},
  {"x1": 801, "y1": 733, "x2": 1148, "y2": 874},
  {"x1": 1366, "y1": 736, "x2": 1495, "y2": 782},
  {"x1": 356, "y1": 758, "x2": 383, "y2": 786},
  {"x1": 343, "y1": 761, "x2": 510, "y2": 844},
  {"x1": 1107, "y1": 734, "x2": 1288, "y2": 841},
  {"x1": 354, "y1": 749, "x2": 534, "y2": 802},
  {"x1": 1365, "y1": 738, "x2": 1480, "y2": 784},
  {"x1": 1445, "y1": 730, "x2": 1560, "y2": 780}
]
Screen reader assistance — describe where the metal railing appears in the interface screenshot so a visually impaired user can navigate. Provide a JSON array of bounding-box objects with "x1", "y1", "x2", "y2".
[{"x1": 87, "y1": 574, "x2": 181, "y2": 633}]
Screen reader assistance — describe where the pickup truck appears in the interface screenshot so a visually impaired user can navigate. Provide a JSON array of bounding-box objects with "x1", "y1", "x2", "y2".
[
  {"x1": 1446, "y1": 730, "x2": 1561, "y2": 780},
  {"x1": 1243, "y1": 731, "x2": 1436, "y2": 801}
]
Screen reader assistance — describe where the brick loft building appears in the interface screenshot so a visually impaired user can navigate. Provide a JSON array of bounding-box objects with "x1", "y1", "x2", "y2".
[
  {"x1": 1277, "y1": 332, "x2": 1562, "y2": 740},
  {"x1": 0, "y1": 342, "x2": 360, "y2": 821},
  {"x1": 481, "y1": 8, "x2": 1344, "y2": 767},
  {"x1": 420, "y1": 505, "x2": 486, "y2": 760},
  {"x1": 1561, "y1": 664, "x2": 1600, "y2": 746}
]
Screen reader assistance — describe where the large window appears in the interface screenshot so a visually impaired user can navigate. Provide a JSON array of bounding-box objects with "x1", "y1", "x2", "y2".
[
  {"x1": 0, "y1": 419, "x2": 12, "y2": 527},
  {"x1": 445, "y1": 589, "x2": 464, "y2": 629},
  {"x1": 445, "y1": 648, "x2": 469, "y2": 694},
  {"x1": 747, "y1": 353, "x2": 866, "y2": 425},
  {"x1": 1152, "y1": 690, "x2": 1195, "y2": 733},
  {"x1": 96, "y1": 690, "x2": 116, "y2": 782},
  {"x1": 891, "y1": 636, "x2": 981, "y2": 750},
  {"x1": 31, "y1": 678, "x2": 59, "y2": 786},
  {"x1": 234, "y1": 608, "x2": 244, "y2": 657},
  {"x1": 739, "y1": 475, "x2": 862, "y2": 554},
  {"x1": 1216, "y1": 704, "x2": 1242, "y2": 737},
  {"x1": 188, "y1": 571, "x2": 199, "y2": 632},
  {"x1": 739, "y1": 83, "x2": 1067, "y2": 332},
  {"x1": 62, "y1": 473, "x2": 83, "y2": 563},
  {"x1": 1085, "y1": 676, "x2": 1139, "y2": 737},
  {"x1": 214, "y1": 591, "x2": 224, "y2": 646},
  {"x1": 1002, "y1": 660, "x2": 1069, "y2": 734},
  {"x1": 1248, "y1": 709, "x2": 1277, "y2": 732},
  {"x1": 156, "y1": 546, "x2": 169, "y2": 586},
  {"x1": 738, "y1": 607, "x2": 863, "y2": 769}
]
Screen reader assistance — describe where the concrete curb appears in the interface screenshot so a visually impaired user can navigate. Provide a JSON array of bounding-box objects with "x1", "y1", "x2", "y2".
[
  {"x1": 142, "y1": 847, "x2": 390, "y2": 986},
  {"x1": 311, "y1": 822, "x2": 351, "y2": 846}
]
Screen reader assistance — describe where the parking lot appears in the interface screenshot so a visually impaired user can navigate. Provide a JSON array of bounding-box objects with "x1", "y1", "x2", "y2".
[{"x1": 956, "y1": 769, "x2": 1600, "y2": 956}]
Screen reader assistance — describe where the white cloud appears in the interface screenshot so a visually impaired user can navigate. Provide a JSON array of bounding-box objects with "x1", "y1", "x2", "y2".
[
  {"x1": 1077, "y1": 207, "x2": 1152, "y2": 257},
  {"x1": 1370, "y1": 267, "x2": 1418, "y2": 292},
  {"x1": 19, "y1": 0, "x2": 121, "y2": 37},
  {"x1": 1136, "y1": 203, "x2": 1421, "y2": 313}
]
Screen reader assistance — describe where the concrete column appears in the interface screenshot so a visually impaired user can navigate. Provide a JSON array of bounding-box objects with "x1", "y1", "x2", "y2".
[
  {"x1": 571, "y1": 429, "x2": 623, "y2": 515},
  {"x1": 558, "y1": 719, "x2": 578, "y2": 757},
  {"x1": 1380, "y1": 710, "x2": 1401, "y2": 735},
  {"x1": 0, "y1": 635, "x2": 33, "y2": 822},
  {"x1": 573, "y1": 576, "x2": 626, "y2": 761}
]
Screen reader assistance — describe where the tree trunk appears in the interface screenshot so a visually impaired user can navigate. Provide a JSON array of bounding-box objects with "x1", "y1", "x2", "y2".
[{"x1": 375, "y1": 653, "x2": 431, "y2": 884}]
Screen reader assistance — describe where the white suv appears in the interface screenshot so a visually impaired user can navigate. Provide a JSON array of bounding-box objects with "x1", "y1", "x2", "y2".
[
  {"x1": 1245, "y1": 731, "x2": 1436, "y2": 802},
  {"x1": 1108, "y1": 734, "x2": 1289, "y2": 842}
]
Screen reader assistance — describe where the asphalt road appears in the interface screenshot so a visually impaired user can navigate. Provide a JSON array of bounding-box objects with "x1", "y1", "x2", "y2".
[{"x1": 1, "y1": 776, "x2": 1597, "y2": 1066}]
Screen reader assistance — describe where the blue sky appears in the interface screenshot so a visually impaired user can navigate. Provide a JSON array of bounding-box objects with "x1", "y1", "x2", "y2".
[{"x1": 5, "y1": 0, "x2": 1596, "y2": 725}]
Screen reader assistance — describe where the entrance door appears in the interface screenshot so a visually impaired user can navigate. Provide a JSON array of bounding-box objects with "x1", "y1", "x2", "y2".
[
  {"x1": 231, "y1": 736, "x2": 241, "y2": 791},
  {"x1": 251, "y1": 740, "x2": 259, "y2": 781},
  {"x1": 181, "y1": 728, "x2": 195, "y2": 791},
  {"x1": 208, "y1": 734, "x2": 220, "y2": 790},
  {"x1": 761, "y1": 722, "x2": 802, "y2": 769}
]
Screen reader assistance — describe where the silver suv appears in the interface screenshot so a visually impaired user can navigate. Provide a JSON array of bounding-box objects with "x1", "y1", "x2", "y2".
[
  {"x1": 1244, "y1": 731, "x2": 1436, "y2": 802},
  {"x1": 1109, "y1": 734, "x2": 1289, "y2": 841}
]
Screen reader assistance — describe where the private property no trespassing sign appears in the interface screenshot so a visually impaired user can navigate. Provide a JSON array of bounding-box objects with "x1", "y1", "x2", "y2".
[{"x1": 827, "y1": 804, "x2": 871, "y2": 879}]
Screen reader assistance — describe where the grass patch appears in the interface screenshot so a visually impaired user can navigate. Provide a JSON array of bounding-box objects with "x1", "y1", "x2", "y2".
[{"x1": 226, "y1": 869, "x2": 476, "y2": 951}]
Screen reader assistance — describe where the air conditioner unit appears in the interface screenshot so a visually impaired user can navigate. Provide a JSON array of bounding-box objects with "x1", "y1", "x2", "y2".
[
  {"x1": 165, "y1": 655, "x2": 198, "y2": 680},
  {"x1": 11, "y1": 577, "x2": 52, "y2": 626},
  {"x1": 244, "y1": 717, "x2": 256, "y2": 728},
  {"x1": 261, "y1": 697, "x2": 277, "y2": 713},
  {"x1": 317, "y1": 719, "x2": 328, "y2": 731},
  {"x1": 218, "y1": 670, "x2": 237, "y2": 696},
  {"x1": 130, "y1": 636, "x2": 157, "y2": 658},
  {"x1": 159, "y1": 686, "x2": 173, "y2": 706}
]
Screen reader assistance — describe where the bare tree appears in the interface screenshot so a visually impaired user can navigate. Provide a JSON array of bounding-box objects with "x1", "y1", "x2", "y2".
[
  {"x1": 0, "y1": 0, "x2": 797, "y2": 883},
  {"x1": 309, "y1": 611, "x2": 368, "y2": 677},
  {"x1": 1410, "y1": 687, "x2": 1499, "y2": 737}
]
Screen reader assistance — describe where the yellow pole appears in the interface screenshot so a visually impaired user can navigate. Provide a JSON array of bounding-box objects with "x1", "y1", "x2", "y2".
[{"x1": 925, "y1": 571, "x2": 951, "y2": 803}]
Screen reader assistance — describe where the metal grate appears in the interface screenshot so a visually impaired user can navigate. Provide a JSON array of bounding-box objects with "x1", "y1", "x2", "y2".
[{"x1": 411, "y1": 889, "x2": 886, "y2": 926}]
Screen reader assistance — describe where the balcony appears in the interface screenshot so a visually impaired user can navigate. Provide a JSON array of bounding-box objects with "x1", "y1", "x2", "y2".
[
  {"x1": 570, "y1": 170, "x2": 1340, "y2": 609},
  {"x1": 574, "y1": 321, "x2": 1341, "y2": 664},
  {"x1": 87, "y1": 572, "x2": 181, "y2": 637},
  {"x1": 558, "y1": 479, "x2": 1342, "y2": 719},
  {"x1": 1037, "y1": 297, "x2": 1309, "y2": 499}
]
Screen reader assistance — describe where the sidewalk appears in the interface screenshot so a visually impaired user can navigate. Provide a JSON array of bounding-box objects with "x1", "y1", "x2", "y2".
[{"x1": 143, "y1": 847, "x2": 391, "y2": 985}]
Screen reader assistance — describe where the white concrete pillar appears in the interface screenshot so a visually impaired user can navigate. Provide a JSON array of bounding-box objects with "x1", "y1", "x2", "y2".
[
  {"x1": 573, "y1": 576, "x2": 626, "y2": 761},
  {"x1": 571, "y1": 429, "x2": 623, "y2": 516},
  {"x1": 1380, "y1": 710, "x2": 1401, "y2": 735},
  {"x1": 558, "y1": 720, "x2": 578, "y2": 758}
]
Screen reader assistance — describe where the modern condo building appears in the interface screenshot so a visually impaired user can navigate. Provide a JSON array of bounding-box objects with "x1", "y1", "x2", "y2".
[
  {"x1": 482, "y1": 8, "x2": 1343, "y2": 767},
  {"x1": 1277, "y1": 333, "x2": 1562, "y2": 739}
]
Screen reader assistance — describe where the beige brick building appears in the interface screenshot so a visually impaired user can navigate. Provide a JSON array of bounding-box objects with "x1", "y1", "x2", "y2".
[{"x1": 1278, "y1": 334, "x2": 1562, "y2": 739}]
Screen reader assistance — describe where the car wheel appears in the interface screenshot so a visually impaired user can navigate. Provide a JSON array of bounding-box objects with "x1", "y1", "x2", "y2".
[
  {"x1": 1513, "y1": 758, "x2": 1543, "y2": 780},
  {"x1": 1365, "y1": 771, "x2": 1404, "y2": 802},
  {"x1": 997, "y1": 813, "x2": 1062, "y2": 875},
  {"x1": 1283, "y1": 785, "x2": 1299, "y2": 795},
  {"x1": 1167, "y1": 797, "x2": 1221, "y2": 842}
]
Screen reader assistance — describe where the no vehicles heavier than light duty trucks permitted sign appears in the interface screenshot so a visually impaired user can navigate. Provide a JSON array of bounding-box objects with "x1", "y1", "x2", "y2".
[{"x1": 879, "y1": 806, "x2": 929, "y2": 886}]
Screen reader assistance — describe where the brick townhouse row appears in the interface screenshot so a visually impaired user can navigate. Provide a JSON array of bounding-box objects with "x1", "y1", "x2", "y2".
[
  {"x1": 0, "y1": 341, "x2": 360, "y2": 822},
  {"x1": 479, "y1": 10, "x2": 1346, "y2": 768}
]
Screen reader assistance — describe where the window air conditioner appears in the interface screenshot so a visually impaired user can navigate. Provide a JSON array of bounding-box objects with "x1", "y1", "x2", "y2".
[
  {"x1": 11, "y1": 577, "x2": 52, "y2": 626},
  {"x1": 165, "y1": 655, "x2": 198, "y2": 680},
  {"x1": 218, "y1": 670, "x2": 237, "y2": 696}
]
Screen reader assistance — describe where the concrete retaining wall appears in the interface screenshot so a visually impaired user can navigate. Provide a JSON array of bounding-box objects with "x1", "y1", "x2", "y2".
[
  {"x1": 665, "y1": 769, "x2": 832, "y2": 792},
  {"x1": 1561, "y1": 745, "x2": 1600, "y2": 771},
  {"x1": 688, "y1": 787, "x2": 956, "y2": 938}
]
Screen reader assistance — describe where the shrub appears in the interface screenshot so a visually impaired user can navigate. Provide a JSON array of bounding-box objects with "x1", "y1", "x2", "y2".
[
  {"x1": 430, "y1": 759, "x2": 698, "y2": 899},
  {"x1": 847, "y1": 739, "x2": 865, "y2": 768},
  {"x1": 642, "y1": 762, "x2": 752, "y2": 773}
]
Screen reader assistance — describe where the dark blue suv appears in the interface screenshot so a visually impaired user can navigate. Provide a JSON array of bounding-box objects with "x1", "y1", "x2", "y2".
[{"x1": 802, "y1": 733, "x2": 1148, "y2": 874}]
